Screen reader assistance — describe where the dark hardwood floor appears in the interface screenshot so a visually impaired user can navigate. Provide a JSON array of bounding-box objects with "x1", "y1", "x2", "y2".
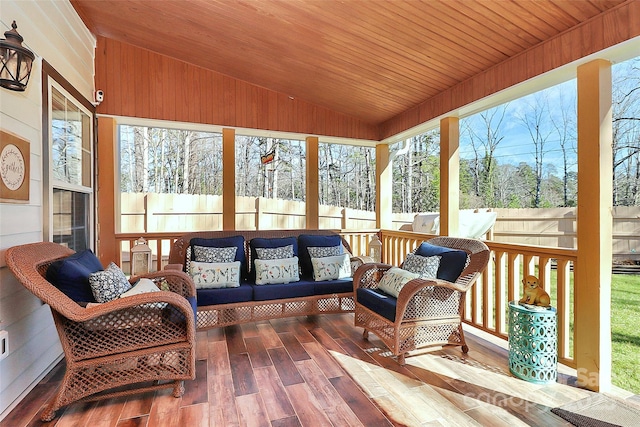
[{"x1": 2, "y1": 313, "x2": 638, "y2": 427}]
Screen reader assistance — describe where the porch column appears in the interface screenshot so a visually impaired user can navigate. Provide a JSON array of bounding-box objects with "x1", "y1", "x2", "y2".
[
  {"x1": 376, "y1": 144, "x2": 392, "y2": 229},
  {"x1": 96, "y1": 116, "x2": 118, "y2": 265},
  {"x1": 576, "y1": 59, "x2": 613, "y2": 392},
  {"x1": 440, "y1": 116, "x2": 460, "y2": 237},
  {"x1": 306, "y1": 136, "x2": 319, "y2": 229},
  {"x1": 222, "y1": 128, "x2": 236, "y2": 230}
]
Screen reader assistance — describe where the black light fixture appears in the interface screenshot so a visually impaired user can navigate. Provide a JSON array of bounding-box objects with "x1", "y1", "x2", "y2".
[{"x1": 0, "y1": 21, "x2": 34, "y2": 92}]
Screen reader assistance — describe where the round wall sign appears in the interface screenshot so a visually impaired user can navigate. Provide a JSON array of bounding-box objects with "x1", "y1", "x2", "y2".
[{"x1": 0, "y1": 143, "x2": 26, "y2": 191}]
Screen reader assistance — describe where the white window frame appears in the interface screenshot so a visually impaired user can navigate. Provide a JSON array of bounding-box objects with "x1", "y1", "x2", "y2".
[{"x1": 44, "y1": 78, "x2": 95, "y2": 250}]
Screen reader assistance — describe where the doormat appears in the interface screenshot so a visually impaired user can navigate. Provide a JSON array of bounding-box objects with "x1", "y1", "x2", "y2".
[{"x1": 551, "y1": 394, "x2": 640, "y2": 427}]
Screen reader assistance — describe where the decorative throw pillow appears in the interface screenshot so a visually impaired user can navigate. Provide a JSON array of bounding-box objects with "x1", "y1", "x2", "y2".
[
  {"x1": 254, "y1": 257, "x2": 300, "y2": 285},
  {"x1": 307, "y1": 246, "x2": 342, "y2": 259},
  {"x1": 255, "y1": 244, "x2": 294, "y2": 260},
  {"x1": 190, "y1": 261, "x2": 241, "y2": 289},
  {"x1": 403, "y1": 253, "x2": 441, "y2": 279},
  {"x1": 377, "y1": 267, "x2": 420, "y2": 298},
  {"x1": 193, "y1": 245, "x2": 237, "y2": 263},
  {"x1": 298, "y1": 234, "x2": 343, "y2": 278},
  {"x1": 415, "y1": 242, "x2": 468, "y2": 282},
  {"x1": 88, "y1": 262, "x2": 132, "y2": 303},
  {"x1": 120, "y1": 278, "x2": 160, "y2": 297},
  {"x1": 310, "y1": 254, "x2": 351, "y2": 281}
]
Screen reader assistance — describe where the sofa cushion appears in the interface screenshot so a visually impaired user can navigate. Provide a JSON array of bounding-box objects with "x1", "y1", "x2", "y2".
[
  {"x1": 356, "y1": 288, "x2": 397, "y2": 322},
  {"x1": 310, "y1": 254, "x2": 351, "y2": 281},
  {"x1": 46, "y1": 249, "x2": 104, "y2": 303},
  {"x1": 196, "y1": 283, "x2": 254, "y2": 306},
  {"x1": 249, "y1": 237, "x2": 298, "y2": 278},
  {"x1": 415, "y1": 242, "x2": 468, "y2": 282},
  {"x1": 254, "y1": 257, "x2": 300, "y2": 285},
  {"x1": 298, "y1": 234, "x2": 343, "y2": 278},
  {"x1": 252, "y1": 281, "x2": 315, "y2": 301},
  {"x1": 312, "y1": 278, "x2": 353, "y2": 296},
  {"x1": 190, "y1": 236, "x2": 246, "y2": 278}
]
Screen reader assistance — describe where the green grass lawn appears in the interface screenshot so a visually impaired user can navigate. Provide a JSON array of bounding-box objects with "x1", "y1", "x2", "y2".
[{"x1": 611, "y1": 274, "x2": 640, "y2": 394}]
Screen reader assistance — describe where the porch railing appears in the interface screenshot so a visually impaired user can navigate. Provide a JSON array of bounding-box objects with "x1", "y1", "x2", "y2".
[{"x1": 114, "y1": 228, "x2": 576, "y2": 367}]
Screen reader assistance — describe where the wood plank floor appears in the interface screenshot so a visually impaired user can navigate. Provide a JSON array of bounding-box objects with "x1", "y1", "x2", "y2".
[{"x1": 2, "y1": 313, "x2": 638, "y2": 427}]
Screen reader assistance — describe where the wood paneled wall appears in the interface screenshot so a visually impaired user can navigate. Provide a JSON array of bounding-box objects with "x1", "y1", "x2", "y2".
[
  {"x1": 381, "y1": 0, "x2": 640, "y2": 139},
  {"x1": 94, "y1": 37, "x2": 379, "y2": 141}
]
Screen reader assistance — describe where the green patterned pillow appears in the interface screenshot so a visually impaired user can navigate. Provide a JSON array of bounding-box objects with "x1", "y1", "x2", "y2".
[
  {"x1": 254, "y1": 257, "x2": 300, "y2": 285},
  {"x1": 377, "y1": 267, "x2": 420, "y2": 298}
]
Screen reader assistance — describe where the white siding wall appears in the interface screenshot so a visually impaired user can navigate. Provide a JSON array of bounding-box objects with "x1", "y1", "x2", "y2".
[{"x1": 0, "y1": 0, "x2": 95, "y2": 419}]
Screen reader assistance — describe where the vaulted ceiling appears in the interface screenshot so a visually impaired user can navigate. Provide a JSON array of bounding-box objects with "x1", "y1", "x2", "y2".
[{"x1": 71, "y1": 0, "x2": 628, "y2": 125}]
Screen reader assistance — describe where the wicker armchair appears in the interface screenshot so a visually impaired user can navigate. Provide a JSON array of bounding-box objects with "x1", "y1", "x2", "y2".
[
  {"x1": 353, "y1": 237, "x2": 490, "y2": 365},
  {"x1": 5, "y1": 242, "x2": 197, "y2": 421}
]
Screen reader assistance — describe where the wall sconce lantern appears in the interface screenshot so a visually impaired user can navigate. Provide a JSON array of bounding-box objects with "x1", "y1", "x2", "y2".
[
  {"x1": 369, "y1": 234, "x2": 382, "y2": 263},
  {"x1": 0, "y1": 21, "x2": 35, "y2": 92},
  {"x1": 131, "y1": 237, "x2": 152, "y2": 276}
]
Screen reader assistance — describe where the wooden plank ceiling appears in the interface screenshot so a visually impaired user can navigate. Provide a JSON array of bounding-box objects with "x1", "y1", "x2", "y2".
[{"x1": 71, "y1": 0, "x2": 627, "y2": 125}]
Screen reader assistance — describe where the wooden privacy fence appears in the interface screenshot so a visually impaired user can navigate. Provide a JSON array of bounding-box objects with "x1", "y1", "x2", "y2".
[{"x1": 121, "y1": 194, "x2": 640, "y2": 259}]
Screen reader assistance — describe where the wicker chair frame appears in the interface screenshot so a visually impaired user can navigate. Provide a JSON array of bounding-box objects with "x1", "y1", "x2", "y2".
[
  {"x1": 353, "y1": 236, "x2": 490, "y2": 365},
  {"x1": 167, "y1": 230, "x2": 368, "y2": 330},
  {"x1": 5, "y1": 242, "x2": 197, "y2": 421}
]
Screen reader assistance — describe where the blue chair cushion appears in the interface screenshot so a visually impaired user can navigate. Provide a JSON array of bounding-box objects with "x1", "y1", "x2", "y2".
[
  {"x1": 298, "y1": 234, "x2": 343, "y2": 279},
  {"x1": 252, "y1": 281, "x2": 315, "y2": 301},
  {"x1": 46, "y1": 249, "x2": 104, "y2": 303},
  {"x1": 414, "y1": 242, "x2": 467, "y2": 282},
  {"x1": 356, "y1": 288, "x2": 397, "y2": 322},
  {"x1": 313, "y1": 278, "x2": 353, "y2": 296},
  {"x1": 249, "y1": 236, "x2": 298, "y2": 280},
  {"x1": 196, "y1": 283, "x2": 254, "y2": 306},
  {"x1": 190, "y1": 236, "x2": 247, "y2": 279}
]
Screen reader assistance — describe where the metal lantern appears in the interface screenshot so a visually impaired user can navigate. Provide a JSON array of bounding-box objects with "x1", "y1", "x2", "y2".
[
  {"x1": 131, "y1": 237, "x2": 152, "y2": 276},
  {"x1": 0, "y1": 21, "x2": 35, "y2": 92},
  {"x1": 369, "y1": 234, "x2": 382, "y2": 263}
]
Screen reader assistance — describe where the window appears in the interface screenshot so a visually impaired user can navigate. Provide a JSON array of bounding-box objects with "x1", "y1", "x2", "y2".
[{"x1": 45, "y1": 82, "x2": 94, "y2": 251}]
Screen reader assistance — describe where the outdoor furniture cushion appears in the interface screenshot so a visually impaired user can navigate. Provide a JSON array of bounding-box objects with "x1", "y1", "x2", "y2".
[
  {"x1": 415, "y1": 242, "x2": 467, "y2": 282},
  {"x1": 46, "y1": 249, "x2": 104, "y2": 303},
  {"x1": 356, "y1": 288, "x2": 398, "y2": 322},
  {"x1": 196, "y1": 283, "x2": 254, "y2": 306},
  {"x1": 298, "y1": 234, "x2": 343, "y2": 278},
  {"x1": 192, "y1": 246, "x2": 237, "y2": 263},
  {"x1": 312, "y1": 278, "x2": 353, "y2": 296},
  {"x1": 252, "y1": 280, "x2": 315, "y2": 301},
  {"x1": 190, "y1": 235, "x2": 246, "y2": 278},
  {"x1": 249, "y1": 236, "x2": 298, "y2": 278}
]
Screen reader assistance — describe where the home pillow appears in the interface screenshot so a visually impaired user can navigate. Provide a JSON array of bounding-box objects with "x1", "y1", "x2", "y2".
[
  {"x1": 46, "y1": 249, "x2": 104, "y2": 303},
  {"x1": 88, "y1": 262, "x2": 132, "y2": 303},
  {"x1": 311, "y1": 254, "x2": 351, "y2": 281},
  {"x1": 255, "y1": 244, "x2": 294, "y2": 260},
  {"x1": 190, "y1": 235, "x2": 246, "y2": 278},
  {"x1": 254, "y1": 257, "x2": 300, "y2": 285},
  {"x1": 415, "y1": 242, "x2": 468, "y2": 282},
  {"x1": 189, "y1": 261, "x2": 241, "y2": 289},
  {"x1": 403, "y1": 253, "x2": 441, "y2": 279},
  {"x1": 193, "y1": 245, "x2": 237, "y2": 263},
  {"x1": 377, "y1": 267, "x2": 420, "y2": 298},
  {"x1": 307, "y1": 246, "x2": 342, "y2": 258},
  {"x1": 298, "y1": 234, "x2": 343, "y2": 278}
]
